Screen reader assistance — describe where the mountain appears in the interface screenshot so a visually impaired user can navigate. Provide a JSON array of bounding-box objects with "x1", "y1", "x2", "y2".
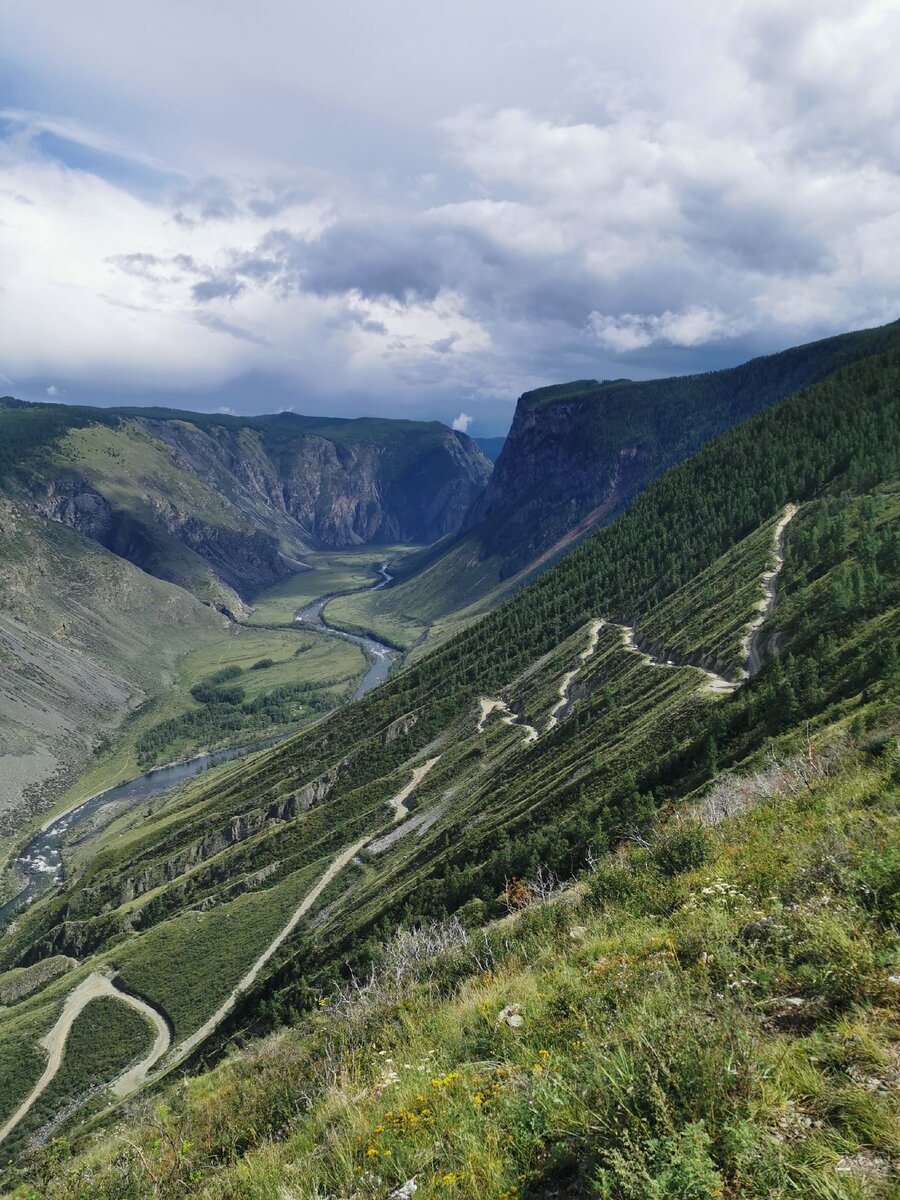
[
  {"x1": 473, "y1": 435, "x2": 507, "y2": 463},
  {"x1": 0, "y1": 400, "x2": 492, "y2": 611},
  {"x1": 0, "y1": 401, "x2": 491, "y2": 826},
  {"x1": 1, "y1": 341, "x2": 896, "y2": 1188},
  {"x1": 336, "y1": 319, "x2": 900, "y2": 652}
]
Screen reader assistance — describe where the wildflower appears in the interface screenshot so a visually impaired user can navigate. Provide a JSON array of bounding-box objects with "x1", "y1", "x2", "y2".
[
  {"x1": 538, "y1": 1049, "x2": 550, "y2": 1057},
  {"x1": 441, "y1": 1172, "x2": 458, "y2": 1185},
  {"x1": 366, "y1": 1147, "x2": 379, "y2": 1158}
]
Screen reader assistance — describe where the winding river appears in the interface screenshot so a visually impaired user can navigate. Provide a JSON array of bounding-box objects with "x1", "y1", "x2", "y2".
[
  {"x1": 1, "y1": 560, "x2": 400, "y2": 928},
  {"x1": 294, "y1": 560, "x2": 399, "y2": 699},
  {"x1": 0, "y1": 739, "x2": 283, "y2": 926}
]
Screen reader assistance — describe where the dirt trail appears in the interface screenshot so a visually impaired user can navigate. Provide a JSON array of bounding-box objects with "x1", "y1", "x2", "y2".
[
  {"x1": 545, "y1": 619, "x2": 605, "y2": 731},
  {"x1": 165, "y1": 836, "x2": 369, "y2": 1067},
  {"x1": 742, "y1": 504, "x2": 798, "y2": 676},
  {"x1": 388, "y1": 757, "x2": 440, "y2": 822},
  {"x1": 0, "y1": 972, "x2": 170, "y2": 1144},
  {"x1": 2, "y1": 756, "x2": 443, "y2": 1141},
  {"x1": 476, "y1": 698, "x2": 538, "y2": 744},
  {"x1": 611, "y1": 623, "x2": 739, "y2": 694},
  {"x1": 164, "y1": 759, "x2": 439, "y2": 1068}
]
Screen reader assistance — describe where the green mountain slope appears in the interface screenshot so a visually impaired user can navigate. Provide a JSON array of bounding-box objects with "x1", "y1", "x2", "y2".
[
  {"x1": 331, "y1": 319, "x2": 900, "y2": 652},
  {"x1": 0, "y1": 344, "x2": 896, "y2": 1181},
  {"x1": 0, "y1": 399, "x2": 492, "y2": 609},
  {"x1": 0, "y1": 496, "x2": 225, "y2": 830}
]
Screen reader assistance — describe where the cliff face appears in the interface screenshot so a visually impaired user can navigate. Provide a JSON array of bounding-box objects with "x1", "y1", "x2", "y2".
[
  {"x1": 459, "y1": 318, "x2": 900, "y2": 582},
  {"x1": 3, "y1": 403, "x2": 492, "y2": 601},
  {"x1": 462, "y1": 386, "x2": 649, "y2": 578},
  {"x1": 156, "y1": 419, "x2": 492, "y2": 548}
]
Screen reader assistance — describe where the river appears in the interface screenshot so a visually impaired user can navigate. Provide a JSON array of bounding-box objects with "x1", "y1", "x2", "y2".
[
  {"x1": 0, "y1": 738, "x2": 284, "y2": 926},
  {"x1": 1, "y1": 560, "x2": 400, "y2": 928},
  {"x1": 294, "y1": 560, "x2": 399, "y2": 699}
]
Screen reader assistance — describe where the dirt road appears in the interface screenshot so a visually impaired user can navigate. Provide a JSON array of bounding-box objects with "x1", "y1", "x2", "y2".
[
  {"x1": 742, "y1": 504, "x2": 798, "y2": 676},
  {"x1": 388, "y1": 757, "x2": 441, "y2": 822},
  {"x1": 546, "y1": 619, "x2": 605, "y2": 730},
  {"x1": 476, "y1": 698, "x2": 539, "y2": 744},
  {"x1": 0, "y1": 972, "x2": 170, "y2": 1144}
]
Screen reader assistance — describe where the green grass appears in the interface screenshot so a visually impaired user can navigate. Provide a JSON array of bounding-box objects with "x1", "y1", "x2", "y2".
[
  {"x1": 10, "y1": 728, "x2": 898, "y2": 1198},
  {"x1": 246, "y1": 548, "x2": 417, "y2": 625},
  {"x1": 108, "y1": 857, "x2": 331, "y2": 1042},
  {"x1": 323, "y1": 534, "x2": 514, "y2": 653},
  {"x1": 50, "y1": 623, "x2": 366, "y2": 807},
  {"x1": 0, "y1": 997, "x2": 153, "y2": 1160}
]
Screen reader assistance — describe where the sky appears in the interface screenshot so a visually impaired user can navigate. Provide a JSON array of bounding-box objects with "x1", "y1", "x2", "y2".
[{"x1": 1, "y1": 1, "x2": 898, "y2": 435}]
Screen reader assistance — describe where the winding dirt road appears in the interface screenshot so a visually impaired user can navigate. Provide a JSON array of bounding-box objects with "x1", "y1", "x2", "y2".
[
  {"x1": 545, "y1": 619, "x2": 605, "y2": 730},
  {"x1": 1, "y1": 758, "x2": 441, "y2": 1144},
  {"x1": 477, "y1": 505, "x2": 798, "y2": 740},
  {"x1": 742, "y1": 504, "x2": 798, "y2": 676},
  {"x1": 163, "y1": 756, "x2": 443, "y2": 1067},
  {"x1": 0, "y1": 972, "x2": 170, "y2": 1144},
  {"x1": 610, "y1": 623, "x2": 739, "y2": 694},
  {"x1": 476, "y1": 698, "x2": 539, "y2": 744},
  {"x1": 388, "y1": 757, "x2": 441, "y2": 822}
]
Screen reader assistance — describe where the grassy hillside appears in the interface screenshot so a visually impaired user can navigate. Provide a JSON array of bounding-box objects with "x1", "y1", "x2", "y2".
[
  {"x1": 11, "y1": 720, "x2": 897, "y2": 1198},
  {"x1": 0, "y1": 497, "x2": 224, "y2": 837},
  {"x1": 0, "y1": 343, "x2": 895, "y2": 1182}
]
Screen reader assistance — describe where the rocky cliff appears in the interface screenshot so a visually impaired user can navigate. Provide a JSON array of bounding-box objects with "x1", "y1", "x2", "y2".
[
  {"x1": 460, "y1": 319, "x2": 900, "y2": 581},
  {"x1": 0, "y1": 401, "x2": 492, "y2": 602}
]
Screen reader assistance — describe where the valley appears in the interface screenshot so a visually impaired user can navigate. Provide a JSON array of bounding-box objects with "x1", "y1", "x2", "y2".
[
  {"x1": 0, "y1": 335, "x2": 897, "y2": 1197},
  {"x1": 0, "y1": 516, "x2": 803, "y2": 1146}
]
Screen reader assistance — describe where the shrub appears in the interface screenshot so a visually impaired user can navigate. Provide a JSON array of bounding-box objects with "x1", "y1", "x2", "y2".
[
  {"x1": 190, "y1": 683, "x2": 246, "y2": 705},
  {"x1": 251, "y1": 658, "x2": 275, "y2": 670},
  {"x1": 652, "y1": 823, "x2": 711, "y2": 876}
]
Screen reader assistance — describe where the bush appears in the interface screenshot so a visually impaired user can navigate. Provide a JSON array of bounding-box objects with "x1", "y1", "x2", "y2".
[
  {"x1": 206, "y1": 666, "x2": 243, "y2": 685},
  {"x1": 652, "y1": 824, "x2": 711, "y2": 877},
  {"x1": 190, "y1": 683, "x2": 246, "y2": 705},
  {"x1": 251, "y1": 658, "x2": 275, "y2": 670}
]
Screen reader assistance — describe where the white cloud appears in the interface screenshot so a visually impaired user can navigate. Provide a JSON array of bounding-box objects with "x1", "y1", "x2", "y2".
[
  {"x1": 451, "y1": 411, "x2": 472, "y2": 432},
  {"x1": 45, "y1": 384, "x2": 61, "y2": 396},
  {"x1": 588, "y1": 307, "x2": 744, "y2": 353},
  {"x1": 1, "y1": 0, "x2": 898, "y2": 424}
]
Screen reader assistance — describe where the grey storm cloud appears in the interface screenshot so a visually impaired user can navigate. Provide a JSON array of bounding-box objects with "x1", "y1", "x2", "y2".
[{"x1": 3, "y1": 0, "x2": 900, "y2": 428}]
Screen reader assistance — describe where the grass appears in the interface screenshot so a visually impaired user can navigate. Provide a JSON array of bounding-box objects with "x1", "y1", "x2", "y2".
[
  {"x1": 46, "y1": 623, "x2": 366, "y2": 813},
  {"x1": 0, "y1": 997, "x2": 153, "y2": 1161},
  {"x1": 9, "y1": 725, "x2": 898, "y2": 1198},
  {"x1": 107, "y1": 857, "x2": 331, "y2": 1041},
  {"x1": 246, "y1": 548, "x2": 417, "y2": 626}
]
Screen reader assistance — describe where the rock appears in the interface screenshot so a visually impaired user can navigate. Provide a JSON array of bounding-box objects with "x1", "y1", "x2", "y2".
[
  {"x1": 496, "y1": 1004, "x2": 524, "y2": 1028},
  {"x1": 390, "y1": 1181, "x2": 418, "y2": 1199}
]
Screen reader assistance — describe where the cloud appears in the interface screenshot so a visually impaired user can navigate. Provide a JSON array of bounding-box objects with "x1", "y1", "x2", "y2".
[
  {"x1": 1, "y1": 1, "x2": 899, "y2": 428},
  {"x1": 451, "y1": 411, "x2": 472, "y2": 432},
  {"x1": 46, "y1": 384, "x2": 61, "y2": 396},
  {"x1": 588, "y1": 307, "x2": 744, "y2": 353}
]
